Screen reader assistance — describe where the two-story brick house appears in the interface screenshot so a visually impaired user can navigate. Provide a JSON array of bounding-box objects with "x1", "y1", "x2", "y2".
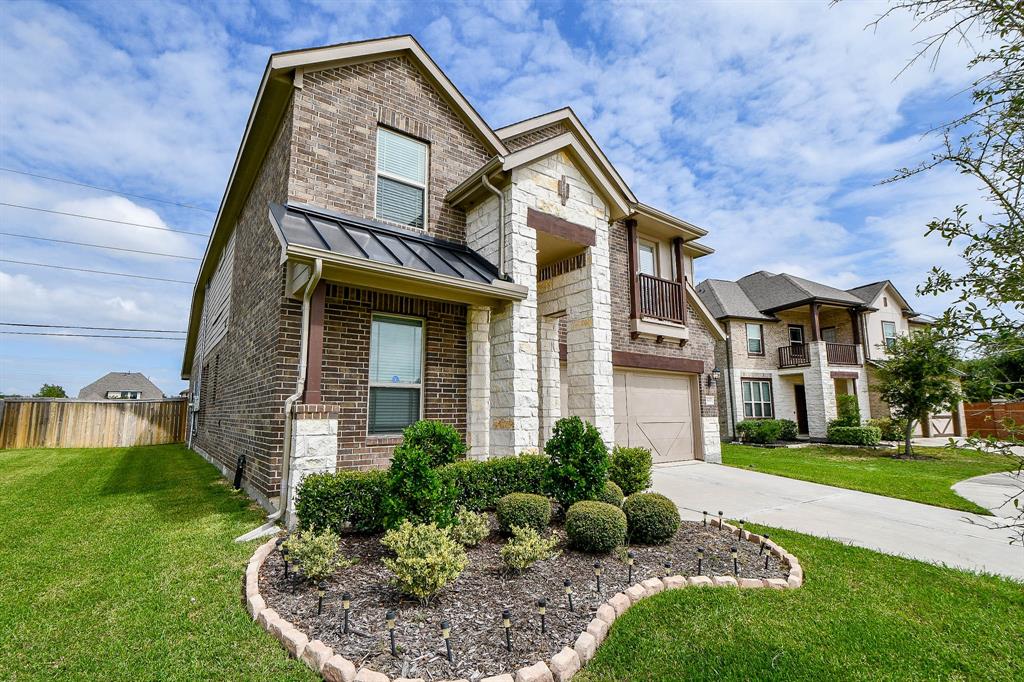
[
  {"x1": 696, "y1": 273, "x2": 965, "y2": 441},
  {"x1": 181, "y1": 36, "x2": 725, "y2": 525}
]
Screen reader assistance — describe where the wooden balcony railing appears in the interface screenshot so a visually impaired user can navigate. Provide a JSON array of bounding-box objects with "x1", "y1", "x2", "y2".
[
  {"x1": 778, "y1": 343, "x2": 811, "y2": 369},
  {"x1": 826, "y1": 342, "x2": 860, "y2": 365},
  {"x1": 637, "y1": 273, "x2": 684, "y2": 323}
]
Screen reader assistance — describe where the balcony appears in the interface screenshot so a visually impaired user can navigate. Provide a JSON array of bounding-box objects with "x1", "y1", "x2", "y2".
[
  {"x1": 825, "y1": 342, "x2": 859, "y2": 365},
  {"x1": 778, "y1": 343, "x2": 811, "y2": 369},
  {"x1": 778, "y1": 341, "x2": 862, "y2": 369},
  {"x1": 637, "y1": 273, "x2": 685, "y2": 324}
]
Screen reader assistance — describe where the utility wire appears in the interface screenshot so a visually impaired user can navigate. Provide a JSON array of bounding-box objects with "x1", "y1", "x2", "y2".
[
  {"x1": 0, "y1": 259, "x2": 193, "y2": 284},
  {"x1": 0, "y1": 167, "x2": 216, "y2": 213},
  {"x1": 0, "y1": 232, "x2": 201, "y2": 261},
  {"x1": 0, "y1": 202, "x2": 209, "y2": 236},
  {"x1": 1, "y1": 331, "x2": 184, "y2": 340},
  {"x1": 1, "y1": 322, "x2": 186, "y2": 333}
]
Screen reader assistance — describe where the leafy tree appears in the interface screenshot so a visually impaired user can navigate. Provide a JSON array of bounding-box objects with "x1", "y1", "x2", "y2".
[
  {"x1": 34, "y1": 384, "x2": 67, "y2": 398},
  {"x1": 874, "y1": 328, "x2": 962, "y2": 457},
  {"x1": 959, "y1": 330, "x2": 1024, "y2": 401}
]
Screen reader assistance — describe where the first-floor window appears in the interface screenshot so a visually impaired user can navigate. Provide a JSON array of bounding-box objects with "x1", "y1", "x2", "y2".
[
  {"x1": 741, "y1": 379, "x2": 773, "y2": 418},
  {"x1": 368, "y1": 315, "x2": 423, "y2": 434}
]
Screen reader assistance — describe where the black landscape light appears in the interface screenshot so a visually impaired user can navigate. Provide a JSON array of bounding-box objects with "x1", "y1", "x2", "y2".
[
  {"x1": 342, "y1": 592, "x2": 351, "y2": 634},
  {"x1": 627, "y1": 550, "x2": 635, "y2": 583},
  {"x1": 703, "y1": 510, "x2": 708, "y2": 527},
  {"x1": 697, "y1": 547, "x2": 704, "y2": 576},
  {"x1": 317, "y1": 581, "x2": 327, "y2": 616},
  {"x1": 717, "y1": 510, "x2": 724, "y2": 528},
  {"x1": 564, "y1": 579, "x2": 574, "y2": 612},
  {"x1": 281, "y1": 544, "x2": 290, "y2": 579},
  {"x1": 593, "y1": 561, "x2": 603, "y2": 592},
  {"x1": 732, "y1": 547, "x2": 739, "y2": 576},
  {"x1": 441, "y1": 619, "x2": 453, "y2": 662},
  {"x1": 740, "y1": 519, "x2": 746, "y2": 535},
  {"x1": 764, "y1": 552, "x2": 770, "y2": 571},
  {"x1": 663, "y1": 560, "x2": 672, "y2": 577},
  {"x1": 386, "y1": 610, "x2": 397, "y2": 656},
  {"x1": 502, "y1": 609, "x2": 512, "y2": 651},
  {"x1": 537, "y1": 598, "x2": 547, "y2": 634}
]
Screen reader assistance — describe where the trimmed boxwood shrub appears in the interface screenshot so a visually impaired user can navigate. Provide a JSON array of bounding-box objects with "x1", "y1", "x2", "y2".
[
  {"x1": 622, "y1": 492, "x2": 680, "y2": 544},
  {"x1": 778, "y1": 419, "x2": 799, "y2": 441},
  {"x1": 594, "y1": 480, "x2": 624, "y2": 507},
  {"x1": 496, "y1": 492, "x2": 552, "y2": 534},
  {"x1": 827, "y1": 424, "x2": 882, "y2": 446},
  {"x1": 401, "y1": 420, "x2": 467, "y2": 467},
  {"x1": 544, "y1": 416, "x2": 609, "y2": 509},
  {"x1": 382, "y1": 443, "x2": 457, "y2": 529},
  {"x1": 868, "y1": 417, "x2": 908, "y2": 441},
  {"x1": 295, "y1": 469, "x2": 387, "y2": 534},
  {"x1": 834, "y1": 394, "x2": 861, "y2": 427},
  {"x1": 565, "y1": 500, "x2": 627, "y2": 553},
  {"x1": 736, "y1": 418, "x2": 784, "y2": 444},
  {"x1": 607, "y1": 446, "x2": 652, "y2": 496},
  {"x1": 439, "y1": 453, "x2": 548, "y2": 511}
]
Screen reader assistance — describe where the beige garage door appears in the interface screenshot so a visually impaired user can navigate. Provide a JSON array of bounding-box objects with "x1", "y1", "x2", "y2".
[{"x1": 614, "y1": 369, "x2": 695, "y2": 463}]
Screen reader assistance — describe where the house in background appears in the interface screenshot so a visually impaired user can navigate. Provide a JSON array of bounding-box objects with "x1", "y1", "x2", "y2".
[
  {"x1": 180, "y1": 35, "x2": 725, "y2": 525},
  {"x1": 78, "y1": 372, "x2": 165, "y2": 401},
  {"x1": 696, "y1": 272, "x2": 965, "y2": 441}
]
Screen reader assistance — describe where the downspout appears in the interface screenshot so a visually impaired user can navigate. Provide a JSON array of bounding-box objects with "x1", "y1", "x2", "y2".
[
  {"x1": 235, "y1": 257, "x2": 323, "y2": 542},
  {"x1": 480, "y1": 174, "x2": 506, "y2": 279},
  {"x1": 724, "y1": 321, "x2": 737, "y2": 441}
]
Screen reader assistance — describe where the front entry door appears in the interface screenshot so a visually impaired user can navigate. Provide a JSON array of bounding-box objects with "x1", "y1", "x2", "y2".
[{"x1": 794, "y1": 385, "x2": 809, "y2": 435}]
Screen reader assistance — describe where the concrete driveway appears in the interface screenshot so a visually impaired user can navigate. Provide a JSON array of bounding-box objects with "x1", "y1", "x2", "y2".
[{"x1": 654, "y1": 461, "x2": 1024, "y2": 581}]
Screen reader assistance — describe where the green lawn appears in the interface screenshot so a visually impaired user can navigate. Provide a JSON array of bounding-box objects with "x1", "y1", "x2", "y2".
[
  {"x1": 722, "y1": 443, "x2": 1014, "y2": 514},
  {"x1": 578, "y1": 524, "x2": 1024, "y2": 681},
  {"x1": 0, "y1": 445, "x2": 313, "y2": 681}
]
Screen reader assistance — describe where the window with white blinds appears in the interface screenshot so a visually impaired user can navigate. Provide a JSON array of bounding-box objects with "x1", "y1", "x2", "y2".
[
  {"x1": 376, "y1": 128, "x2": 427, "y2": 229},
  {"x1": 368, "y1": 315, "x2": 423, "y2": 433}
]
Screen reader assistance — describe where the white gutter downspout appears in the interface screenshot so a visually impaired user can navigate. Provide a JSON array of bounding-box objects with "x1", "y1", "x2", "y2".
[
  {"x1": 235, "y1": 257, "x2": 323, "y2": 542},
  {"x1": 480, "y1": 174, "x2": 506, "y2": 279}
]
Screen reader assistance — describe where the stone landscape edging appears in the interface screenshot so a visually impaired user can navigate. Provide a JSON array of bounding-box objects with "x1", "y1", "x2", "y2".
[{"x1": 244, "y1": 517, "x2": 804, "y2": 682}]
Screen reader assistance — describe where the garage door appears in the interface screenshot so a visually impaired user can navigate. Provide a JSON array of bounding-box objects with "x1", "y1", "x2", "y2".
[
  {"x1": 614, "y1": 369, "x2": 695, "y2": 463},
  {"x1": 929, "y1": 413, "x2": 956, "y2": 436}
]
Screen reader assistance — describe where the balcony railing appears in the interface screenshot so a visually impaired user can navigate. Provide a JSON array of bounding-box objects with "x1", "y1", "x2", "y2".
[
  {"x1": 778, "y1": 343, "x2": 811, "y2": 369},
  {"x1": 637, "y1": 273, "x2": 684, "y2": 323},
  {"x1": 826, "y1": 342, "x2": 859, "y2": 365}
]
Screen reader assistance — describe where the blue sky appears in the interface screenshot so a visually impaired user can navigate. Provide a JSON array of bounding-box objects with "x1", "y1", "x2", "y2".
[{"x1": 0, "y1": 0, "x2": 981, "y2": 397}]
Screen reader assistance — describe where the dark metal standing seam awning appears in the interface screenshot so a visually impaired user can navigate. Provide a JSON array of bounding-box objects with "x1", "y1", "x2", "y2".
[{"x1": 269, "y1": 202, "x2": 508, "y2": 286}]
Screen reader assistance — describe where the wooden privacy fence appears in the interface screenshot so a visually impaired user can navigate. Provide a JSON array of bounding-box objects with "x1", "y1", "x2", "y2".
[
  {"x1": 0, "y1": 398, "x2": 187, "y2": 450},
  {"x1": 963, "y1": 401, "x2": 1024, "y2": 440}
]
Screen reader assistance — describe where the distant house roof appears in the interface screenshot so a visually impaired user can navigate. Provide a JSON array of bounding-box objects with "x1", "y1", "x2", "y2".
[
  {"x1": 846, "y1": 279, "x2": 919, "y2": 316},
  {"x1": 696, "y1": 271, "x2": 867, "y2": 320},
  {"x1": 78, "y1": 372, "x2": 164, "y2": 400}
]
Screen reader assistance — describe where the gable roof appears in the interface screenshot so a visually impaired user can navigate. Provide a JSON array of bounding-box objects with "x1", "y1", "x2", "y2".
[
  {"x1": 847, "y1": 279, "x2": 916, "y2": 314},
  {"x1": 78, "y1": 372, "x2": 164, "y2": 400},
  {"x1": 696, "y1": 271, "x2": 868, "y2": 320}
]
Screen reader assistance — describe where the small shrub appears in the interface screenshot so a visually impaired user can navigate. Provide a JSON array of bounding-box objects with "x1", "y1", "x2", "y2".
[
  {"x1": 594, "y1": 480, "x2": 625, "y2": 507},
  {"x1": 622, "y1": 492, "x2": 680, "y2": 545},
  {"x1": 382, "y1": 443, "x2": 456, "y2": 529},
  {"x1": 827, "y1": 424, "x2": 882, "y2": 446},
  {"x1": 401, "y1": 420, "x2": 467, "y2": 468},
  {"x1": 500, "y1": 525, "x2": 560, "y2": 573},
  {"x1": 295, "y1": 470, "x2": 387, "y2": 534},
  {"x1": 736, "y1": 419, "x2": 784, "y2": 444},
  {"x1": 778, "y1": 419, "x2": 799, "y2": 441},
  {"x1": 565, "y1": 500, "x2": 627, "y2": 554},
  {"x1": 835, "y1": 394, "x2": 861, "y2": 427},
  {"x1": 496, "y1": 492, "x2": 552, "y2": 534},
  {"x1": 868, "y1": 417, "x2": 908, "y2": 441},
  {"x1": 607, "y1": 446, "x2": 652, "y2": 496},
  {"x1": 439, "y1": 454, "x2": 548, "y2": 511},
  {"x1": 282, "y1": 528, "x2": 353, "y2": 583},
  {"x1": 449, "y1": 508, "x2": 490, "y2": 547},
  {"x1": 381, "y1": 521, "x2": 467, "y2": 605},
  {"x1": 544, "y1": 416, "x2": 609, "y2": 509}
]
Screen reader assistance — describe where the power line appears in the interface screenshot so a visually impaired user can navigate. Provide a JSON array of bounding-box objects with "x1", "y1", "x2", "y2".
[
  {"x1": 0, "y1": 232, "x2": 201, "y2": 261},
  {"x1": 0, "y1": 167, "x2": 216, "y2": 213},
  {"x1": 1, "y1": 331, "x2": 185, "y2": 340},
  {"x1": 1, "y1": 322, "x2": 186, "y2": 333},
  {"x1": 0, "y1": 202, "x2": 209, "y2": 237},
  {"x1": 0, "y1": 259, "x2": 193, "y2": 284}
]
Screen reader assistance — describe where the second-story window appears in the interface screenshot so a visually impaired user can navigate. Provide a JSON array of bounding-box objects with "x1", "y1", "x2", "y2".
[
  {"x1": 638, "y1": 240, "x2": 658, "y2": 276},
  {"x1": 746, "y1": 323, "x2": 763, "y2": 354},
  {"x1": 882, "y1": 321, "x2": 898, "y2": 349},
  {"x1": 376, "y1": 128, "x2": 428, "y2": 229}
]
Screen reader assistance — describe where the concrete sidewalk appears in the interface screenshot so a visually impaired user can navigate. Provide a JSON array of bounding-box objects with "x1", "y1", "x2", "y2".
[{"x1": 654, "y1": 461, "x2": 1024, "y2": 581}]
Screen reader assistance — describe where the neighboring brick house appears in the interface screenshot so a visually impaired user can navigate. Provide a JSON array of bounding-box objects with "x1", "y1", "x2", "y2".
[
  {"x1": 78, "y1": 372, "x2": 164, "y2": 400},
  {"x1": 181, "y1": 36, "x2": 724, "y2": 525},
  {"x1": 696, "y1": 273, "x2": 965, "y2": 441}
]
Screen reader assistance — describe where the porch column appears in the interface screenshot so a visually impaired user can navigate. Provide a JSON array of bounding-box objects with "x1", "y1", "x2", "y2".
[
  {"x1": 302, "y1": 282, "x2": 327, "y2": 404},
  {"x1": 565, "y1": 225, "x2": 615, "y2": 447},
  {"x1": 626, "y1": 218, "x2": 639, "y2": 320},
  {"x1": 810, "y1": 301, "x2": 821, "y2": 342},
  {"x1": 803, "y1": 342, "x2": 837, "y2": 439},
  {"x1": 673, "y1": 237, "x2": 688, "y2": 325},
  {"x1": 538, "y1": 314, "x2": 562, "y2": 446},
  {"x1": 466, "y1": 305, "x2": 491, "y2": 459}
]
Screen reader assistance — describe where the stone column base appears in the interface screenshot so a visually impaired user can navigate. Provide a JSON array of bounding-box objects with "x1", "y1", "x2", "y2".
[{"x1": 286, "y1": 404, "x2": 339, "y2": 528}]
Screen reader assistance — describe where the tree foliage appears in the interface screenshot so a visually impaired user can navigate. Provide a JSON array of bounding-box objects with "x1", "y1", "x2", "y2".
[{"x1": 35, "y1": 384, "x2": 67, "y2": 398}]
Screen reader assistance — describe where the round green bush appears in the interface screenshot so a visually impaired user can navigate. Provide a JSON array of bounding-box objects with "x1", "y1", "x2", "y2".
[
  {"x1": 401, "y1": 420, "x2": 468, "y2": 467},
  {"x1": 495, "y1": 492, "x2": 552, "y2": 534},
  {"x1": 565, "y1": 500, "x2": 627, "y2": 553},
  {"x1": 622, "y1": 492, "x2": 681, "y2": 545},
  {"x1": 607, "y1": 446, "x2": 652, "y2": 496},
  {"x1": 593, "y1": 480, "x2": 624, "y2": 507}
]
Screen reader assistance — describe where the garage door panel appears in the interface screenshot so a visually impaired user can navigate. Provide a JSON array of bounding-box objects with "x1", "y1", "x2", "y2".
[{"x1": 614, "y1": 369, "x2": 695, "y2": 463}]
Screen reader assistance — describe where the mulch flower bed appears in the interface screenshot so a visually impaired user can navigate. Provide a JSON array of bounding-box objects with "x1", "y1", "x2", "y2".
[{"x1": 259, "y1": 519, "x2": 787, "y2": 680}]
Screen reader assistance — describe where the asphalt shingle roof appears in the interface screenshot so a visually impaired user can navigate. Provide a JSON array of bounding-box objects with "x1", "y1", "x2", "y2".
[
  {"x1": 697, "y1": 271, "x2": 866, "y2": 320},
  {"x1": 78, "y1": 372, "x2": 164, "y2": 400}
]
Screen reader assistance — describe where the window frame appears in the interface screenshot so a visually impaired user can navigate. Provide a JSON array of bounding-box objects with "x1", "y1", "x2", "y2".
[
  {"x1": 367, "y1": 312, "x2": 426, "y2": 436},
  {"x1": 740, "y1": 378, "x2": 774, "y2": 419},
  {"x1": 882, "y1": 320, "x2": 898, "y2": 349},
  {"x1": 788, "y1": 324, "x2": 805, "y2": 346},
  {"x1": 105, "y1": 390, "x2": 141, "y2": 400},
  {"x1": 745, "y1": 323, "x2": 764, "y2": 355},
  {"x1": 374, "y1": 127, "x2": 429, "y2": 230},
  {"x1": 637, "y1": 238, "x2": 659, "y2": 277},
  {"x1": 821, "y1": 326, "x2": 837, "y2": 343}
]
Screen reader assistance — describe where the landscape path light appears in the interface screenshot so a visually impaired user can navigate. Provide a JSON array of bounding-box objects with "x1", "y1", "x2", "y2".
[
  {"x1": 341, "y1": 592, "x2": 351, "y2": 634},
  {"x1": 317, "y1": 581, "x2": 327, "y2": 616},
  {"x1": 564, "y1": 579, "x2": 574, "y2": 612},
  {"x1": 703, "y1": 510, "x2": 708, "y2": 527},
  {"x1": 697, "y1": 547, "x2": 704, "y2": 576},
  {"x1": 386, "y1": 610, "x2": 397, "y2": 656},
  {"x1": 502, "y1": 609, "x2": 513, "y2": 652},
  {"x1": 537, "y1": 598, "x2": 547, "y2": 633},
  {"x1": 627, "y1": 550, "x2": 635, "y2": 584},
  {"x1": 732, "y1": 547, "x2": 739, "y2": 576},
  {"x1": 593, "y1": 561, "x2": 603, "y2": 592},
  {"x1": 441, "y1": 619, "x2": 453, "y2": 662},
  {"x1": 663, "y1": 560, "x2": 672, "y2": 577}
]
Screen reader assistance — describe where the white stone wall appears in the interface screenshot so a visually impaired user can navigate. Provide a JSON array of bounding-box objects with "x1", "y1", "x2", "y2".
[
  {"x1": 538, "y1": 314, "x2": 561, "y2": 445},
  {"x1": 701, "y1": 417, "x2": 722, "y2": 463},
  {"x1": 466, "y1": 305, "x2": 491, "y2": 459},
  {"x1": 802, "y1": 342, "x2": 837, "y2": 438},
  {"x1": 286, "y1": 417, "x2": 338, "y2": 528}
]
